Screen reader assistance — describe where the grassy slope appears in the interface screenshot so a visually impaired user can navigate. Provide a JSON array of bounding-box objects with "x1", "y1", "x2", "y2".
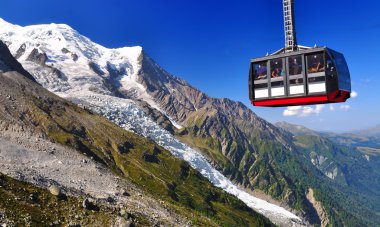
[{"x1": 0, "y1": 71, "x2": 273, "y2": 226}]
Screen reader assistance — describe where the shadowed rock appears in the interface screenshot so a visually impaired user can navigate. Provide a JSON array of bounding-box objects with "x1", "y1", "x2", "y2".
[
  {"x1": 26, "y1": 48, "x2": 48, "y2": 65},
  {"x1": 0, "y1": 41, "x2": 37, "y2": 82},
  {"x1": 15, "y1": 43, "x2": 26, "y2": 59}
]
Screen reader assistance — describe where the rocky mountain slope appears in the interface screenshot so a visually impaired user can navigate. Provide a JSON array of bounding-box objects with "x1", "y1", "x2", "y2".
[
  {"x1": 1, "y1": 18, "x2": 380, "y2": 226},
  {"x1": 0, "y1": 40, "x2": 276, "y2": 226}
]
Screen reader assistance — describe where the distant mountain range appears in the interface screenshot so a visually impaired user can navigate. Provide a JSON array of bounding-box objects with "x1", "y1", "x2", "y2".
[
  {"x1": 1, "y1": 18, "x2": 380, "y2": 226},
  {"x1": 354, "y1": 124, "x2": 380, "y2": 137},
  {"x1": 277, "y1": 121, "x2": 380, "y2": 149}
]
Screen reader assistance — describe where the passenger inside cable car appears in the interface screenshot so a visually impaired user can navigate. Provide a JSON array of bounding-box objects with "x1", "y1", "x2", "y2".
[
  {"x1": 289, "y1": 57, "x2": 302, "y2": 75},
  {"x1": 253, "y1": 62, "x2": 267, "y2": 80},
  {"x1": 271, "y1": 60, "x2": 283, "y2": 78},
  {"x1": 307, "y1": 54, "x2": 325, "y2": 73},
  {"x1": 288, "y1": 56, "x2": 303, "y2": 85}
]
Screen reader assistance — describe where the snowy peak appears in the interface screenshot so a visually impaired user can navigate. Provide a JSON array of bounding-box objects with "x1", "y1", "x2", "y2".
[
  {"x1": 0, "y1": 18, "x2": 168, "y2": 127},
  {"x1": 0, "y1": 17, "x2": 21, "y2": 30},
  {"x1": 0, "y1": 18, "x2": 145, "y2": 98},
  {"x1": 0, "y1": 18, "x2": 143, "y2": 63}
]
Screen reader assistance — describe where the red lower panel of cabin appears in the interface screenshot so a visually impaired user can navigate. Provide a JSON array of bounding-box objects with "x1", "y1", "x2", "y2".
[{"x1": 251, "y1": 90, "x2": 350, "y2": 107}]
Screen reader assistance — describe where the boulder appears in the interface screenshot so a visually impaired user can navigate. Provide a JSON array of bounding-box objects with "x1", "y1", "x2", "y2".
[
  {"x1": 119, "y1": 218, "x2": 133, "y2": 227},
  {"x1": 121, "y1": 190, "x2": 130, "y2": 197},
  {"x1": 48, "y1": 185, "x2": 61, "y2": 196},
  {"x1": 119, "y1": 209, "x2": 129, "y2": 219},
  {"x1": 82, "y1": 198, "x2": 99, "y2": 211},
  {"x1": 107, "y1": 196, "x2": 115, "y2": 203}
]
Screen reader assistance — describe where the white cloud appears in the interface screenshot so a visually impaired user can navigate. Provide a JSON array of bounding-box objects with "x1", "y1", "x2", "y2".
[
  {"x1": 340, "y1": 105, "x2": 351, "y2": 111},
  {"x1": 283, "y1": 106, "x2": 302, "y2": 116},
  {"x1": 315, "y1": 105, "x2": 324, "y2": 113},
  {"x1": 329, "y1": 104, "x2": 335, "y2": 111},
  {"x1": 351, "y1": 91, "x2": 358, "y2": 98},
  {"x1": 283, "y1": 105, "x2": 324, "y2": 117}
]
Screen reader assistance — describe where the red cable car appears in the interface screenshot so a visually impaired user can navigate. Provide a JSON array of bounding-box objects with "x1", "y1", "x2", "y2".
[{"x1": 249, "y1": 0, "x2": 351, "y2": 107}]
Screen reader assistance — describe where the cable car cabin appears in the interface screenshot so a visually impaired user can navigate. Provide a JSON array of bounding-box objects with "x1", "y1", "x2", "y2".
[{"x1": 249, "y1": 47, "x2": 351, "y2": 107}]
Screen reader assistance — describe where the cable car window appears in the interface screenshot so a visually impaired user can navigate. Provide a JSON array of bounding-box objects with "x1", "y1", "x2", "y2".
[
  {"x1": 334, "y1": 52, "x2": 350, "y2": 82},
  {"x1": 307, "y1": 53, "x2": 325, "y2": 74},
  {"x1": 334, "y1": 54, "x2": 349, "y2": 75},
  {"x1": 326, "y1": 59, "x2": 335, "y2": 73},
  {"x1": 270, "y1": 59, "x2": 284, "y2": 78},
  {"x1": 254, "y1": 83, "x2": 268, "y2": 89},
  {"x1": 271, "y1": 81, "x2": 284, "y2": 87},
  {"x1": 253, "y1": 62, "x2": 267, "y2": 80},
  {"x1": 308, "y1": 76, "x2": 325, "y2": 83},
  {"x1": 288, "y1": 56, "x2": 302, "y2": 75},
  {"x1": 329, "y1": 50, "x2": 351, "y2": 91},
  {"x1": 325, "y1": 55, "x2": 337, "y2": 81},
  {"x1": 289, "y1": 78, "x2": 303, "y2": 85}
]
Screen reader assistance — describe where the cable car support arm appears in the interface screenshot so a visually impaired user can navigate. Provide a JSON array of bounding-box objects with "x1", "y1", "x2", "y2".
[{"x1": 283, "y1": 0, "x2": 298, "y2": 52}]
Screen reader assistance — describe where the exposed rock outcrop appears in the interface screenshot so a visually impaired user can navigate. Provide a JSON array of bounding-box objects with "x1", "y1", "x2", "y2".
[
  {"x1": 306, "y1": 188, "x2": 330, "y2": 227},
  {"x1": 26, "y1": 48, "x2": 48, "y2": 65},
  {"x1": 0, "y1": 41, "x2": 36, "y2": 82}
]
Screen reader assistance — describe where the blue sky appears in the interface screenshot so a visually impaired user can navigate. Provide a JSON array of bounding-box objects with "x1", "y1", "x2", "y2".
[{"x1": 1, "y1": 0, "x2": 380, "y2": 132}]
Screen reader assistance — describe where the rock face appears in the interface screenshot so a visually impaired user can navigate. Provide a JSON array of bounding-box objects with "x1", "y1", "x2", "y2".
[
  {"x1": 136, "y1": 54, "x2": 204, "y2": 123},
  {"x1": 15, "y1": 43, "x2": 26, "y2": 59},
  {"x1": 0, "y1": 41, "x2": 36, "y2": 82},
  {"x1": 306, "y1": 188, "x2": 330, "y2": 227},
  {"x1": 309, "y1": 152, "x2": 344, "y2": 181},
  {"x1": 138, "y1": 100, "x2": 175, "y2": 134},
  {"x1": 26, "y1": 48, "x2": 48, "y2": 65}
]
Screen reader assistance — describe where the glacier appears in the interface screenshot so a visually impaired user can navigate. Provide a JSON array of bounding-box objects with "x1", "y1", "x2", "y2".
[
  {"x1": 0, "y1": 18, "x2": 304, "y2": 226},
  {"x1": 72, "y1": 93, "x2": 303, "y2": 226}
]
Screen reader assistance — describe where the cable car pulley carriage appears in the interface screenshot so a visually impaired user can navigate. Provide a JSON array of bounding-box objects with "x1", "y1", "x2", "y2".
[{"x1": 249, "y1": 0, "x2": 351, "y2": 107}]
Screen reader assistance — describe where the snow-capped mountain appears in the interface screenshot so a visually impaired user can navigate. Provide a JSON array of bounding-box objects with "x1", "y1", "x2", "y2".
[
  {"x1": 0, "y1": 18, "x2": 155, "y2": 113},
  {"x1": 0, "y1": 18, "x2": 303, "y2": 226}
]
